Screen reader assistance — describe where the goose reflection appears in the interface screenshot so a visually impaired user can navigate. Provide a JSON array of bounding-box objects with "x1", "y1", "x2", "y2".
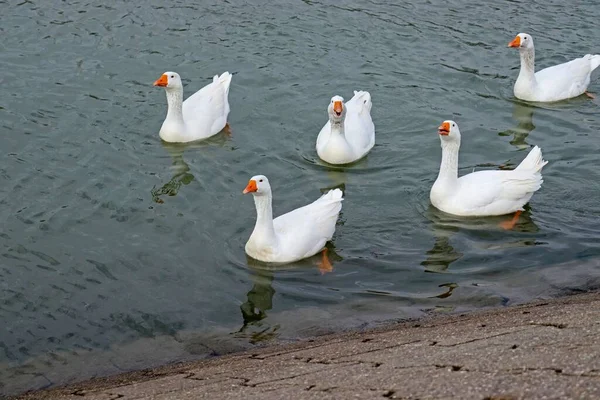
[
  {"x1": 151, "y1": 143, "x2": 194, "y2": 203},
  {"x1": 309, "y1": 150, "x2": 372, "y2": 187},
  {"x1": 431, "y1": 283, "x2": 458, "y2": 299},
  {"x1": 239, "y1": 265, "x2": 275, "y2": 330},
  {"x1": 422, "y1": 204, "x2": 541, "y2": 272},
  {"x1": 420, "y1": 223, "x2": 463, "y2": 274},
  {"x1": 323, "y1": 167, "x2": 348, "y2": 189},
  {"x1": 421, "y1": 204, "x2": 541, "y2": 300},
  {"x1": 152, "y1": 134, "x2": 230, "y2": 203},
  {"x1": 498, "y1": 101, "x2": 536, "y2": 149},
  {"x1": 238, "y1": 246, "x2": 342, "y2": 340}
]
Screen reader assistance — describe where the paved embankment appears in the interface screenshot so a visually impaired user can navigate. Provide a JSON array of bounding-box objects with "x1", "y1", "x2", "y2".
[{"x1": 13, "y1": 291, "x2": 600, "y2": 400}]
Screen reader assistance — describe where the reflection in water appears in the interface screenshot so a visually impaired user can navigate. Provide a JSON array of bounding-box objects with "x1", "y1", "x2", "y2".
[
  {"x1": 421, "y1": 205, "x2": 463, "y2": 275},
  {"x1": 237, "y1": 246, "x2": 342, "y2": 341},
  {"x1": 498, "y1": 101, "x2": 536, "y2": 149},
  {"x1": 306, "y1": 150, "x2": 371, "y2": 188},
  {"x1": 425, "y1": 204, "x2": 540, "y2": 235},
  {"x1": 432, "y1": 283, "x2": 458, "y2": 299},
  {"x1": 238, "y1": 266, "x2": 277, "y2": 343},
  {"x1": 151, "y1": 143, "x2": 194, "y2": 203},
  {"x1": 421, "y1": 232, "x2": 463, "y2": 274},
  {"x1": 421, "y1": 204, "x2": 542, "y2": 298},
  {"x1": 323, "y1": 168, "x2": 348, "y2": 190},
  {"x1": 151, "y1": 134, "x2": 230, "y2": 203},
  {"x1": 321, "y1": 154, "x2": 370, "y2": 185}
]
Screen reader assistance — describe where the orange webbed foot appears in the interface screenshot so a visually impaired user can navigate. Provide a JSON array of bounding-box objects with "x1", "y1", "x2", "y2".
[
  {"x1": 223, "y1": 122, "x2": 232, "y2": 136},
  {"x1": 317, "y1": 248, "x2": 333, "y2": 275},
  {"x1": 499, "y1": 210, "x2": 522, "y2": 230}
]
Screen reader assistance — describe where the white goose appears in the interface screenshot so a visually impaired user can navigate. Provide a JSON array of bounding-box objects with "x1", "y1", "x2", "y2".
[
  {"x1": 316, "y1": 92, "x2": 375, "y2": 165},
  {"x1": 153, "y1": 71, "x2": 232, "y2": 143},
  {"x1": 243, "y1": 175, "x2": 343, "y2": 266},
  {"x1": 508, "y1": 33, "x2": 600, "y2": 102},
  {"x1": 430, "y1": 121, "x2": 548, "y2": 229}
]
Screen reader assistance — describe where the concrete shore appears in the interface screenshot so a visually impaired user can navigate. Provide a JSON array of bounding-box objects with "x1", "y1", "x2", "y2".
[{"x1": 12, "y1": 291, "x2": 600, "y2": 400}]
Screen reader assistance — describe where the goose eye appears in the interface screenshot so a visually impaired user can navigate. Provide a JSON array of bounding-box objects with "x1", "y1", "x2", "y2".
[
  {"x1": 452, "y1": 124, "x2": 456, "y2": 127},
  {"x1": 171, "y1": 75, "x2": 174, "y2": 78},
  {"x1": 259, "y1": 179, "x2": 263, "y2": 183}
]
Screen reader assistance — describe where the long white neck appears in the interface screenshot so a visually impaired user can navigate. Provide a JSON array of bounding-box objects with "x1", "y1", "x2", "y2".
[
  {"x1": 330, "y1": 118, "x2": 346, "y2": 138},
  {"x1": 517, "y1": 47, "x2": 536, "y2": 83},
  {"x1": 251, "y1": 193, "x2": 277, "y2": 243},
  {"x1": 165, "y1": 87, "x2": 184, "y2": 122},
  {"x1": 435, "y1": 140, "x2": 460, "y2": 185}
]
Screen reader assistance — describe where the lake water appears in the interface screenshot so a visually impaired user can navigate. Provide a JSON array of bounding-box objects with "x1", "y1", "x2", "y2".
[{"x1": 2, "y1": 0, "x2": 600, "y2": 396}]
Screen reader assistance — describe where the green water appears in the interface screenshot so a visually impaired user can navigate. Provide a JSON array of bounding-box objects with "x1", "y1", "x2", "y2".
[{"x1": 2, "y1": 0, "x2": 600, "y2": 395}]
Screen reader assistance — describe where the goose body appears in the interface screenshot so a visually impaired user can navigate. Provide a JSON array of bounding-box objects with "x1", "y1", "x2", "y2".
[
  {"x1": 243, "y1": 175, "x2": 343, "y2": 264},
  {"x1": 154, "y1": 71, "x2": 232, "y2": 142},
  {"x1": 508, "y1": 33, "x2": 600, "y2": 102},
  {"x1": 316, "y1": 91, "x2": 375, "y2": 164},
  {"x1": 430, "y1": 121, "x2": 547, "y2": 217}
]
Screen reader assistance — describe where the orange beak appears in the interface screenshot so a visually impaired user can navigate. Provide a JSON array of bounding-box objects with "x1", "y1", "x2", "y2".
[
  {"x1": 508, "y1": 36, "x2": 521, "y2": 48},
  {"x1": 243, "y1": 179, "x2": 258, "y2": 194},
  {"x1": 438, "y1": 121, "x2": 450, "y2": 136},
  {"x1": 333, "y1": 101, "x2": 343, "y2": 116},
  {"x1": 153, "y1": 74, "x2": 168, "y2": 87}
]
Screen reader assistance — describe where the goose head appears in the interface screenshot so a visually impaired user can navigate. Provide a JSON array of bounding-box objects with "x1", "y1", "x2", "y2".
[
  {"x1": 153, "y1": 71, "x2": 183, "y2": 90},
  {"x1": 327, "y1": 95, "x2": 346, "y2": 124},
  {"x1": 243, "y1": 175, "x2": 271, "y2": 196},
  {"x1": 508, "y1": 33, "x2": 534, "y2": 51},
  {"x1": 438, "y1": 120, "x2": 461, "y2": 144}
]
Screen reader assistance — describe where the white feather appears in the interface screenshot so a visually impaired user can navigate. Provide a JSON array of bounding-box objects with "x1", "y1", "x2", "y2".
[
  {"x1": 510, "y1": 33, "x2": 599, "y2": 102},
  {"x1": 430, "y1": 122, "x2": 548, "y2": 217},
  {"x1": 316, "y1": 91, "x2": 375, "y2": 165},
  {"x1": 157, "y1": 71, "x2": 232, "y2": 143},
  {"x1": 244, "y1": 176, "x2": 343, "y2": 263}
]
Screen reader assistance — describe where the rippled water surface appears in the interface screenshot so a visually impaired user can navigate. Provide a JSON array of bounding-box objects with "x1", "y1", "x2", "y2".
[{"x1": 2, "y1": 0, "x2": 600, "y2": 395}]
